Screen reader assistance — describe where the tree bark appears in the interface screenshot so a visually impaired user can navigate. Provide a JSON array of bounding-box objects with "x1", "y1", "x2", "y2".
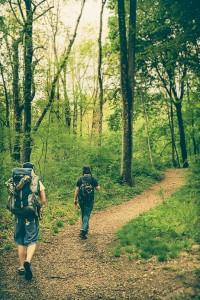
[
  {"x1": 140, "y1": 90, "x2": 153, "y2": 165},
  {"x1": 174, "y1": 101, "x2": 188, "y2": 168},
  {"x1": 167, "y1": 98, "x2": 180, "y2": 168},
  {"x1": 0, "y1": 63, "x2": 10, "y2": 128},
  {"x1": 98, "y1": 0, "x2": 106, "y2": 145},
  {"x1": 22, "y1": 0, "x2": 33, "y2": 162},
  {"x1": 12, "y1": 38, "x2": 23, "y2": 162},
  {"x1": 118, "y1": 0, "x2": 134, "y2": 186},
  {"x1": 128, "y1": 0, "x2": 136, "y2": 102},
  {"x1": 61, "y1": 65, "x2": 71, "y2": 130}
]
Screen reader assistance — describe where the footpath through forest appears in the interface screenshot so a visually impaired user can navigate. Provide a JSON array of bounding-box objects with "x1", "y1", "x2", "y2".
[{"x1": 0, "y1": 168, "x2": 200, "y2": 300}]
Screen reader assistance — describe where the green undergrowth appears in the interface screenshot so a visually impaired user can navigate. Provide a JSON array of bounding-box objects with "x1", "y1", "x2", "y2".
[
  {"x1": 112, "y1": 163, "x2": 200, "y2": 262},
  {"x1": 0, "y1": 133, "x2": 166, "y2": 249}
]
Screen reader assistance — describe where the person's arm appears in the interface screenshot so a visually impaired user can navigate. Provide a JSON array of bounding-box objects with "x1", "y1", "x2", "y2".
[
  {"x1": 39, "y1": 181, "x2": 46, "y2": 207},
  {"x1": 93, "y1": 177, "x2": 100, "y2": 191},
  {"x1": 95, "y1": 185, "x2": 100, "y2": 191},
  {"x1": 74, "y1": 186, "x2": 79, "y2": 206},
  {"x1": 39, "y1": 189, "x2": 46, "y2": 207}
]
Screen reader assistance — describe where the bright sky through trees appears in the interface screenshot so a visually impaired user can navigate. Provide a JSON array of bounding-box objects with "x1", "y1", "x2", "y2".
[{"x1": 60, "y1": 0, "x2": 109, "y2": 40}]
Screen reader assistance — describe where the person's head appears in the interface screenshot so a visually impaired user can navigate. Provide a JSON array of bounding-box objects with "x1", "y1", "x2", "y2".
[
  {"x1": 23, "y1": 162, "x2": 34, "y2": 170},
  {"x1": 82, "y1": 165, "x2": 91, "y2": 175}
]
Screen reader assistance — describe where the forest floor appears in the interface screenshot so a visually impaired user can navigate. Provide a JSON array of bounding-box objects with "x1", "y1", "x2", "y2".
[{"x1": 0, "y1": 168, "x2": 200, "y2": 300}]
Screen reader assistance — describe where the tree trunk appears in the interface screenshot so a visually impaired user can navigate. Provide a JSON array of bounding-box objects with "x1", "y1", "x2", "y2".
[
  {"x1": 140, "y1": 91, "x2": 153, "y2": 165},
  {"x1": 91, "y1": 87, "x2": 99, "y2": 137},
  {"x1": 98, "y1": 0, "x2": 106, "y2": 145},
  {"x1": 118, "y1": 0, "x2": 134, "y2": 186},
  {"x1": 156, "y1": 64, "x2": 188, "y2": 168},
  {"x1": 128, "y1": 0, "x2": 136, "y2": 102},
  {"x1": 12, "y1": 38, "x2": 22, "y2": 162},
  {"x1": 174, "y1": 101, "x2": 188, "y2": 168},
  {"x1": 62, "y1": 65, "x2": 71, "y2": 131},
  {"x1": 73, "y1": 100, "x2": 78, "y2": 135},
  {"x1": 0, "y1": 63, "x2": 10, "y2": 128},
  {"x1": 167, "y1": 99, "x2": 180, "y2": 168},
  {"x1": 22, "y1": 0, "x2": 33, "y2": 162},
  {"x1": 191, "y1": 118, "x2": 197, "y2": 158}
]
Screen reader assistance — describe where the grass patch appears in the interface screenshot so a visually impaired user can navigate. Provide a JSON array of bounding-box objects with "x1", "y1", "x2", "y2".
[{"x1": 112, "y1": 164, "x2": 200, "y2": 261}]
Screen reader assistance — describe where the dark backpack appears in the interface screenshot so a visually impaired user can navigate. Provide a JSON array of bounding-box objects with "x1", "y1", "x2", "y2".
[
  {"x1": 5, "y1": 168, "x2": 40, "y2": 218},
  {"x1": 78, "y1": 175, "x2": 94, "y2": 204}
]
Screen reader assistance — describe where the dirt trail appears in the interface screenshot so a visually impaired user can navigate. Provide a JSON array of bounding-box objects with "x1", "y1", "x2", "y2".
[{"x1": 0, "y1": 168, "x2": 199, "y2": 300}]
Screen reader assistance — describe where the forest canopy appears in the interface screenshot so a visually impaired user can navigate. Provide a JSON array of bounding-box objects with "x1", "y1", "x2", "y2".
[{"x1": 0, "y1": 0, "x2": 199, "y2": 186}]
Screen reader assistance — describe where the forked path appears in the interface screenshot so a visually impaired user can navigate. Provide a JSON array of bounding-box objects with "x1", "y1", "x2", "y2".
[{"x1": 0, "y1": 169, "x2": 199, "y2": 300}]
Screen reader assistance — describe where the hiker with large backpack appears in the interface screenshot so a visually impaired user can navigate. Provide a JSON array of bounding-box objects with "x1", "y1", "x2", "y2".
[
  {"x1": 5, "y1": 162, "x2": 46, "y2": 280},
  {"x1": 74, "y1": 165, "x2": 100, "y2": 240}
]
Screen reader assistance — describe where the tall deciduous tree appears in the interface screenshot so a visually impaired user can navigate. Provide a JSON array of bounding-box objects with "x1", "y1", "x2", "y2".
[
  {"x1": 23, "y1": 0, "x2": 33, "y2": 162},
  {"x1": 117, "y1": 0, "x2": 136, "y2": 186},
  {"x1": 98, "y1": 0, "x2": 107, "y2": 145},
  {"x1": 12, "y1": 37, "x2": 23, "y2": 161},
  {"x1": 7, "y1": 0, "x2": 52, "y2": 161},
  {"x1": 136, "y1": 0, "x2": 200, "y2": 167}
]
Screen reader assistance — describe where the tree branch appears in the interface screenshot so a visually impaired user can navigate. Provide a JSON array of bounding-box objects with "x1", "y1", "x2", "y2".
[{"x1": 34, "y1": 0, "x2": 87, "y2": 132}]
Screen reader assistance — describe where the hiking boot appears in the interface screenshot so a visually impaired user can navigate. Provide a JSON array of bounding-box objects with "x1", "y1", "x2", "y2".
[
  {"x1": 79, "y1": 230, "x2": 87, "y2": 240},
  {"x1": 18, "y1": 268, "x2": 25, "y2": 276},
  {"x1": 24, "y1": 261, "x2": 32, "y2": 281}
]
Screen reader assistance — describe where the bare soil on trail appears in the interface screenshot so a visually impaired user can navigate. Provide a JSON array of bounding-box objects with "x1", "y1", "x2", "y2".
[{"x1": 0, "y1": 169, "x2": 200, "y2": 300}]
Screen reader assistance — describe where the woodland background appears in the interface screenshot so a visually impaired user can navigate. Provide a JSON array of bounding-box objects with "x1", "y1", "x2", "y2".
[{"x1": 0, "y1": 0, "x2": 199, "y2": 258}]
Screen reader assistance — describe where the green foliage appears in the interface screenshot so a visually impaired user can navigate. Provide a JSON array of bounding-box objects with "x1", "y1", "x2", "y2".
[
  {"x1": 0, "y1": 130, "x2": 165, "y2": 248},
  {"x1": 113, "y1": 163, "x2": 200, "y2": 261},
  {"x1": 113, "y1": 246, "x2": 123, "y2": 258},
  {"x1": 193, "y1": 268, "x2": 200, "y2": 275},
  {"x1": 56, "y1": 220, "x2": 64, "y2": 228},
  {"x1": 52, "y1": 226, "x2": 59, "y2": 234},
  {"x1": 4, "y1": 244, "x2": 12, "y2": 250}
]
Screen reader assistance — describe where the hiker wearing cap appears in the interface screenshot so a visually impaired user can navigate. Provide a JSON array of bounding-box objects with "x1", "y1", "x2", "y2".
[
  {"x1": 6, "y1": 162, "x2": 46, "y2": 280},
  {"x1": 74, "y1": 165, "x2": 100, "y2": 240}
]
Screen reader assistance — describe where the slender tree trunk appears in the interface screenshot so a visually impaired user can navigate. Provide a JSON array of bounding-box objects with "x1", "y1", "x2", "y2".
[
  {"x1": 98, "y1": 0, "x2": 106, "y2": 145},
  {"x1": 0, "y1": 63, "x2": 10, "y2": 128},
  {"x1": 12, "y1": 38, "x2": 22, "y2": 162},
  {"x1": 118, "y1": 0, "x2": 134, "y2": 186},
  {"x1": 91, "y1": 86, "x2": 99, "y2": 137},
  {"x1": 55, "y1": 84, "x2": 61, "y2": 120},
  {"x1": 79, "y1": 98, "x2": 83, "y2": 137},
  {"x1": 191, "y1": 117, "x2": 197, "y2": 159},
  {"x1": 170, "y1": 100, "x2": 176, "y2": 167},
  {"x1": 156, "y1": 63, "x2": 188, "y2": 168},
  {"x1": 187, "y1": 83, "x2": 198, "y2": 160},
  {"x1": 0, "y1": 63, "x2": 12, "y2": 155},
  {"x1": 62, "y1": 65, "x2": 71, "y2": 130},
  {"x1": 167, "y1": 99, "x2": 180, "y2": 167},
  {"x1": 140, "y1": 91, "x2": 153, "y2": 165},
  {"x1": 22, "y1": 0, "x2": 33, "y2": 162},
  {"x1": 73, "y1": 100, "x2": 78, "y2": 135},
  {"x1": 174, "y1": 101, "x2": 188, "y2": 168},
  {"x1": 0, "y1": 63, "x2": 10, "y2": 155},
  {"x1": 128, "y1": 0, "x2": 136, "y2": 103}
]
